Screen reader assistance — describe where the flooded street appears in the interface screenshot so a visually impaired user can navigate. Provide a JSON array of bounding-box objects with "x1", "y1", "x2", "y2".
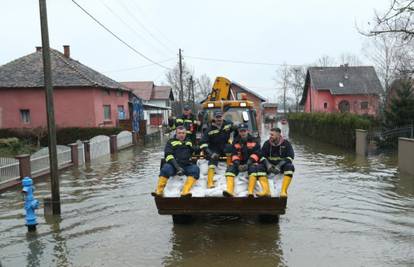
[{"x1": 1, "y1": 129, "x2": 414, "y2": 267}]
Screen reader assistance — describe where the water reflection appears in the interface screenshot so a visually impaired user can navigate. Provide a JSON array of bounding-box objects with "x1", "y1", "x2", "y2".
[
  {"x1": 163, "y1": 218, "x2": 285, "y2": 267},
  {"x1": 26, "y1": 232, "x2": 44, "y2": 267}
]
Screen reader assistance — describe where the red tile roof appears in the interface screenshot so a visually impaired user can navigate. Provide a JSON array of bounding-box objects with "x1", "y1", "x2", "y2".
[{"x1": 121, "y1": 81, "x2": 154, "y2": 100}]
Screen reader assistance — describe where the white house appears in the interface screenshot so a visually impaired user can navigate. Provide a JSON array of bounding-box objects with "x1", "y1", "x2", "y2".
[{"x1": 121, "y1": 81, "x2": 174, "y2": 126}]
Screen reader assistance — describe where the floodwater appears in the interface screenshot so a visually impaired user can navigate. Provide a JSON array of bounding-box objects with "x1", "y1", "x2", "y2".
[{"x1": 1, "y1": 126, "x2": 414, "y2": 267}]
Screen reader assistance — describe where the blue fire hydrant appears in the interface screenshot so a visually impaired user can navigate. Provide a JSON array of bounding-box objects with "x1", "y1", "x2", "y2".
[{"x1": 22, "y1": 177, "x2": 39, "y2": 232}]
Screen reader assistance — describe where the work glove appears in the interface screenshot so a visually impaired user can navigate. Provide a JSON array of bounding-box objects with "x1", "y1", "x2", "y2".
[
  {"x1": 238, "y1": 164, "x2": 248, "y2": 172},
  {"x1": 211, "y1": 153, "x2": 220, "y2": 160},
  {"x1": 246, "y1": 158, "x2": 254, "y2": 166},
  {"x1": 272, "y1": 160, "x2": 286, "y2": 175},
  {"x1": 263, "y1": 158, "x2": 273, "y2": 172},
  {"x1": 171, "y1": 160, "x2": 185, "y2": 176}
]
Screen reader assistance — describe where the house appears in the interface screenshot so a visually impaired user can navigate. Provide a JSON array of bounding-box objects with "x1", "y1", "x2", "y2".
[
  {"x1": 262, "y1": 103, "x2": 278, "y2": 123},
  {"x1": 300, "y1": 65, "x2": 383, "y2": 116},
  {"x1": 230, "y1": 82, "x2": 267, "y2": 127},
  {"x1": 121, "y1": 81, "x2": 174, "y2": 126},
  {"x1": 0, "y1": 46, "x2": 131, "y2": 129}
]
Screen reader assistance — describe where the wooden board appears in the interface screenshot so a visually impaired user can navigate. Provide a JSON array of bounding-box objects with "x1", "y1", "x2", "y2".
[{"x1": 154, "y1": 197, "x2": 287, "y2": 215}]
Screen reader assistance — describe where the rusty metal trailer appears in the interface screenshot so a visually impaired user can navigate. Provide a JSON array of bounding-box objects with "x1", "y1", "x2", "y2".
[{"x1": 153, "y1": 196, "x2": 287, "y2": 223}]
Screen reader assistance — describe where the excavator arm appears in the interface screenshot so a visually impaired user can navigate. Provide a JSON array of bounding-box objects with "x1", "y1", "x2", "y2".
[{"x1": 206, "y1": 77, "x2": 232, "y2": 101}]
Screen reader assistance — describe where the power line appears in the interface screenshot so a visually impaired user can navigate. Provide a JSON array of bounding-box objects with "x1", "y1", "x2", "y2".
[
  {"x1": 117, "y1": 0, "x2": 176, "y2": 54},
  {"x1": 100, "y1": 0, "x2": 169, "y2": 57},
  {"x1": 128, "y1": 0, "x2": 181, "y2": 50},
  {"x1": 71, "y1": 0, "x2": 171, "y2": 70},
  {"x1": 186, "y1": 55, "x2": 306, "y2": 67}
]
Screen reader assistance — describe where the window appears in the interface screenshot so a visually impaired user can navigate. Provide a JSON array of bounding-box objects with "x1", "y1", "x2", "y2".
[
  {"x1": 324, "y1": 102, "x2": 328, "y2": 109},
  {"x1": 360, "y1": 101, "x2": 368, "y2": 110},
  {"x1": 116, "y1": 90, "x2": 124, "y2": 97},
  {"x1": 104, "y1": 89, "x2": 110, "y2": 96},
  {"x1": 103, "y1": 105, "x2": 111, "y2": 120},
  {"x1": 20, "y1": 109, "x2": 30, "y2": 123},
  {"x1": 118, "y1": 105, "x2": 125, "y2": 119}
]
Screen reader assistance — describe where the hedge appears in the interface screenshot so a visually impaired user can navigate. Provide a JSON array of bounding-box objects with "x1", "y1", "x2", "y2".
[
  {"x1": 0, "y1": 127, "x2": 123, "y2": 146},
  {"x1": 287, "y1": 112, "x2": 379, "y2": 149}
]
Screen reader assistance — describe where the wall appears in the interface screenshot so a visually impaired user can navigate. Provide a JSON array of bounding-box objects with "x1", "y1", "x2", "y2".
[
  {"x1": 0, "y1": 87, "x2": 129, "y2": 128},
  {"x1": 92, "y1": 88, "x2": 130, "y2": 127},
  {"x1": 303, "y1": 84, "x2": 379, "y2": 116}
]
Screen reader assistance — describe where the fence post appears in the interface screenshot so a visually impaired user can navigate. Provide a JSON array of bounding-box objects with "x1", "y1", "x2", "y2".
[
  {"x1": 355, "y1": 129, "x2": 368, "y2": 156},
  {"x1": 83, "y1": 141, "x2": 91, "y2": 163},
  {"x1": 15, "y1": 154, "x2": 31, "y2": 179},
  {"x1": 132, "y1": 131, "x2": 138, "y2": 145},
  {"x1": 69, "y1": 143, "x2": 78, "y2": 167},
  {"x1": 398, "y1": 137, "x2": 414, "y2": 175},
  {"x1": 110, "y1": 135, "x2": 117, "y2": 154}
]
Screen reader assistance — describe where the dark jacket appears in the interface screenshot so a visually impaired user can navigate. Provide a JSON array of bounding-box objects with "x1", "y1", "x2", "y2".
[
  {"x1": 164, "y1": 137, "x2": 194, "y2": 166},
  {"x1": 231, "y1": 134, "x2": 261, "y2": 164},
  {"x1": 169, "y1": 114, "x2": 197, "y2": 134},
  {"x1": 200, "y1": 120, "x2": 234, "y2": 154},
  {"x1": 261, "y1": 137, "x2": 294, "y2": 164}
]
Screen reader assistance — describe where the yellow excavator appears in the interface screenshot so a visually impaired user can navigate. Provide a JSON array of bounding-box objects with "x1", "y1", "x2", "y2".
[{"x1": 199, "y1": 76, "x2": 260, "y2": 139}]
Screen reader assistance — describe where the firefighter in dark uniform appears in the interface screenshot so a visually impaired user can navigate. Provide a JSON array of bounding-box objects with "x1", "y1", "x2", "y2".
[
  {"x1": 223, "y1": 123, "x2": 271, "y2": 197},
  {"x1": 261, "y1": 127, "x2": 295, "y2": 197},
  {"x1": 151, "y1": 126, "x2": 199, "y2": 197},
  {"x1": 169, "y1": 104, "x2": 199, "y2": 143},
  {"x1": 199, "y1": 110, "x2": 235, "y2": 188}
]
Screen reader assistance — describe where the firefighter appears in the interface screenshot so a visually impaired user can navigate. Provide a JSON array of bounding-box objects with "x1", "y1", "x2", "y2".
[
  {"x1": 223, "y1": 123, "x2": 271, "y2": 197},
  {"x1": 261, "y1": 127, "x2": 295, "y2": 198},
  {"x1": 169, "y1": 104, "x2": 199, "y2": 143},
  {"x1": 151, "y1": 126, "x2": 199, "y2": 198},
  {"x1": 199, "y1": 110, "x2": 235, "y2": 188}
]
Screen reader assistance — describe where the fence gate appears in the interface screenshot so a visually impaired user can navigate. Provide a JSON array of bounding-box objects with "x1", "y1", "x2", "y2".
[
  {"x1": 117, "y1": 131, "x2": 132, "y2": 149},
  {"x1": 89, "y1": 135, "x2": 110, "y2": 160}
]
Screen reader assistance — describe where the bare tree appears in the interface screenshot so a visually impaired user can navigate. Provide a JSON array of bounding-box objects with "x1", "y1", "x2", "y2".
[
  {"x1": 368, "y1": 0, "x2": 414, "y2": 39},
  {"x1": 338, "y1": 52, "x2": 363, "y2": 66},
  {"x1": 195, "y1": 74, "x2": 212, "y2": 102},
  {"x1": 315, "y1": 55, "x2": 336, "y2": 67},
  {"x1": 289, "y1": 66, "x2": 306, "y2": 112},
  {"x1": 275, "y1": 63, "x2": 292, "y2": 115},
  {"x1": 165, "y1": 62, "x2": 193, "y2": 105}
]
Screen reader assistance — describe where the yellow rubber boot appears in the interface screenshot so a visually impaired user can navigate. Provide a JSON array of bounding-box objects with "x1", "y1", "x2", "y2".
[
  {"x1": 257, "y1": 176, "x2": 271, "y2": 197},
  {"x1": 247, "y1": 176, "x2": 257, "y2": 197},
  {"x1": 207, "y1": 166, "x2": 215, "y2": 188},
  {"x1": 223, "y1": 176, "x2": 235, "y2": 197},
  {"x1": 181, "y1": 176, "x2": 197, "y2": 197},
  {"x1": 151, "y1": 176, "x2": 168, "y2": 197},
  {"x1": 280, "y1": 175, "x2": 292, "y2": 198}
]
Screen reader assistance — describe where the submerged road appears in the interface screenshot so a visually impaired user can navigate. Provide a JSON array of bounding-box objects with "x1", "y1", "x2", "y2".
[{"x1": 1, "y1": 127, "x2": 413, "y2": 266}]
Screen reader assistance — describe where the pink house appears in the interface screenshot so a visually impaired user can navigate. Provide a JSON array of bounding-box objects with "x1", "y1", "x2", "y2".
[
  {"x1": 300, "y1": 66, "x2": 383, "y2": 116},
  {"x1": 0, "y1": 46, "x2": 131, "y2": 129}
]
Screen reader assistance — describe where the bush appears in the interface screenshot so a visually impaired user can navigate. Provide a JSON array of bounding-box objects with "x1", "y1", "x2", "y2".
[
  {"x1": 0, "y1": 127, "x2": 123, "y2": 146},
  {"x1": 287, "y1": 112, "x2": 379, "y2": 149}
]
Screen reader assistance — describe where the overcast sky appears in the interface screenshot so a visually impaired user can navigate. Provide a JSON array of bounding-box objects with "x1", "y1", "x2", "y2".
[{"x1": 1, "y1": 0, "x2": 391, "y2": 101}]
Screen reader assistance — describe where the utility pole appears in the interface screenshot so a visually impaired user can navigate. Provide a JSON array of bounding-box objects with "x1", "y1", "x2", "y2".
[
  {"x1": 178, "y1": 49, "x2": 184, "y2": 112},
  {"x1": 190, "y1": 76, "x2": 195, "y2": 112},
  {"x1": 39, "y1": 0, "x2": 60, "y2": 214}
]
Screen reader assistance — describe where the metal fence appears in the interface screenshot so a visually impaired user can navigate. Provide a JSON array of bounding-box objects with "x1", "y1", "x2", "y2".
[
  {"x1": 117, "y1": 131, "x2": 132, "y2": 149},
  {"x1": 30, "y1": 146, "x2": 72, "y2": 176},
  {"x1": 90, "y1": 135, "x2": 110, "y2": 160},
  {"x1": 0, "y1": 157, "x2": 20, "y2": 183}
]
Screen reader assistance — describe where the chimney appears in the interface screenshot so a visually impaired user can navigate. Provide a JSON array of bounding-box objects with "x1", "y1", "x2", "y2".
[
  {"x1": 36, "y1": 46, "x2": 42, "y2": 52},
  {"x1": 63, "y1": 45, "x2": 70, "y2": 58}
]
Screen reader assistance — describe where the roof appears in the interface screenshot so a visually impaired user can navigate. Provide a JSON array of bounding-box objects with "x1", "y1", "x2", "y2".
[
  {"x1": 300, "y1": 66, "x2": 383, "y2": 105},
  {"x1": 143, "y1": 103, "x2": 171, "y2": 110},
  {"x1": 153, "y1": 85, "x2": 174, "y2": 100},
  {"x1": 121, "y1": 81, "x2": 154, "y2": 100},
  {"x1": 262, "y1": 103, "x2": 277, "y2": 108},
  {"x1": 121, "y1": 82, "x2": 173, "y2": 101},
  {"x1": 231, "y1": 81, "x2": 267, "y2": 102},
  {"x1": 0, "y1": 48, "x2": 129, "y2": 91}
]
